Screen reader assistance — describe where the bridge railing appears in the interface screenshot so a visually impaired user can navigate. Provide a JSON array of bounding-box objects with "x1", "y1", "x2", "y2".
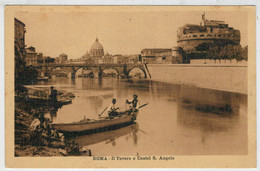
[{"x1": 35, "y1": 63, "x2": 144, "y2": 67}]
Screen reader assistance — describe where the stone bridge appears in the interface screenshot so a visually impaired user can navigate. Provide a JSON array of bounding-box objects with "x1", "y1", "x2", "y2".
[{"x1": 34, "y1": 63, "x2": 150, "y2": 79}]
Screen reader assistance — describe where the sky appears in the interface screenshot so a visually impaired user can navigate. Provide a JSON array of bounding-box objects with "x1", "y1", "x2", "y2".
[{"x1": 15, "y1": 9, "x2": 248, "y2": 59}]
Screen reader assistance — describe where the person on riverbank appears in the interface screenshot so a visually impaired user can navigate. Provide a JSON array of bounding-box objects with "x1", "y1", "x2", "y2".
[
  {"x1": 49, "y1": 86, "x2": 58, "y2": 103},
  {"x1": 42, "y1": 117, "x2": 52, "y2": 136},
  {"x1": 126, "y1": 94, "x2": 140, "y2": 112},
  {"x1": 108, "y1": 98, "x2": 120, "y2": 117}
]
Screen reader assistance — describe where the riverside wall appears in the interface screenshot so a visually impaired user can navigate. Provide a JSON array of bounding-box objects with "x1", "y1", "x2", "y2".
[{"x1": 147, "y1": 64, "x2": 248, "y2": 94}]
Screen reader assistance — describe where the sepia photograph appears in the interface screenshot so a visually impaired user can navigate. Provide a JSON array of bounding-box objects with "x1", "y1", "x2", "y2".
[{"x1": 5, "y1": 5, "x2": 256, "y2": 168}]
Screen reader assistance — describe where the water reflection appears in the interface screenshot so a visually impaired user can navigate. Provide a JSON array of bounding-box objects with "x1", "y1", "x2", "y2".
[
  {"x1": 175, "y1": 86, "x2": 247, "y2": 153},
  {"x1": 74, "y1": 123, "x2": 139, "y2": 147},
  {"x1": 176, "y1": 85, "x2": 246, "y2": 130}
]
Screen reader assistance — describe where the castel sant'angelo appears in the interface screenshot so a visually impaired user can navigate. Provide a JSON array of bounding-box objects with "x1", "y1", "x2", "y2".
[{"x1": 172, "y1": 13, "x2": 241, "y2": 63}]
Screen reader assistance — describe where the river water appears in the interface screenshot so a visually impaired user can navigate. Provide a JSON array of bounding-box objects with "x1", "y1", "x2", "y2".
[{"x1": 35, "y1": 77, "x2": 247, "y2": 156}]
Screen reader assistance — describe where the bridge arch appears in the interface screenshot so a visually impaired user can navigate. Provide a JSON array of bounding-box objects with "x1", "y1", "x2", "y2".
[
  {"x1": 74, "y1": 67, "x2": 94, "y2": 77},
  {"x1": 47, "y1": 67, "x2": 70, "y2": 77},
  {"x1": 127, "y1": 66, "x2": 147, "y2": 78},
  {"x1": 101, "y1": 67, "x2": 120, "y2": 77}
]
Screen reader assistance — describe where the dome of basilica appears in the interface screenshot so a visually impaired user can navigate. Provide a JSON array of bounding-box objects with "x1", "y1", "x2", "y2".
[{"x1": 90, "y1": 37, "x2": 104, "y2": 58}]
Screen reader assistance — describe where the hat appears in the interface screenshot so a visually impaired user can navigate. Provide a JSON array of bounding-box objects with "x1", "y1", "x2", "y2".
[{"x1": 133, "y1": 94, "x2": 138, "y2": 98}]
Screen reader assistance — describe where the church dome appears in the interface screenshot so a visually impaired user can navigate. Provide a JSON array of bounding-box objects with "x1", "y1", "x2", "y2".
[
  {"x1": 89, "y1": 37, "x2": 104, "y2": 58},
  {"x1": 90, "y1": 38, "x2": 104, "y2": 50}
]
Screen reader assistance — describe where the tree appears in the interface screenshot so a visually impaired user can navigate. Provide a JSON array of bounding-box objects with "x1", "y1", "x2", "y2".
[
  {"x1": 45, "y1": 57, "x2": 55, "y2": 63},
  {"x1": 207, "y1": 46, "x2": 214, "y2": 61},
  {"x1": 234, "y1": 45, "x2": 242, "y2": 62},
  {"x1": 208, "y1": 46, "x2": 220, "y2": 63},
  {"x1": 196, "y1": 43, "x2": 211, "y2": 52},
  {"x1": 207, "y1": 44, "x2": 246, "y2": 63},
  {"x1": 219, "y1": 45, "x2": 228, "y2": 63},
  {"x1": 240, "y1": 46, "x2": 248, "y2": 61},
  {"x1": 226, "y1": 44, "x2": 234, "y2": 63}
]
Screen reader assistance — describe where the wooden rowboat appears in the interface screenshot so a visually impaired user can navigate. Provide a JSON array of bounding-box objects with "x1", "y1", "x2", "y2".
[
  {"x1": 51, "y1": 111, "x2": 138, "y2": 133},
  {"x1": 27, "y1": 95, "x2": 72, "y2": 106}
]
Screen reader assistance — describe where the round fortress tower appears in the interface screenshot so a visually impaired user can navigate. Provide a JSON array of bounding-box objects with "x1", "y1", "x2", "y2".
[{"x1": 177, "y1": 13, "x2": 240, "y2": 52}]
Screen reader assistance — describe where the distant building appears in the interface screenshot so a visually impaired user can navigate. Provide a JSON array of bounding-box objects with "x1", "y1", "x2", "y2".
[
  {"x1": 56, "y1": 53, "x2": 68, "y2": 63},
  {"x1": 112, "y1": 54, "x2": 122, "y2": 64},
  {"x1": 14, "y1": 18, "x2": 26, "y2": 61},
  {"x1": 44, "y1": 56, "x2": 55, "y2": 64},
  {"x1": 112, "y1": 54, "x2": 134, "y2": 64},
  {"x1": 84, "y1": 58, "x2": 95, "y2": 64},
  {"x1": 25, "y1": 46, "x2": 38, "y2": 65},
  {"x1": 81, "y1": 51, "x2": 91, "y2": 60},
  {"x1": 102, "y1": 54, "x2": 113, "y2": 64},
  {"x1": 37, "y1": 53, "x2": 44, "y2": 64},
  {"x1": 14, "y1": 18, "x2": 38, "y2": 84},
  {"x1": 126, "y1": 54, "x2": 140, "y2": 64},
  {"x1": 111, "y1": 55, "x2": 121, "y2": 64},
  {"x1": 141, "y1": 48, "x2": 172, "y2": 64},
  {"x1": 177, "y1": 12, "x2": 240, "y2": 59}
]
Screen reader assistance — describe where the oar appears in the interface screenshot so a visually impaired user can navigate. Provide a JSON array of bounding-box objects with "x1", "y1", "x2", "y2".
[
  {"x1": 138, "y1": 103, "x2": 148, "y2": 109},
  {"x1": 139, "y1": 128, "x2": 148, "y2": 135},
  {"x1": 98, "y1": 107, "x2": 108, "y2": 117}
]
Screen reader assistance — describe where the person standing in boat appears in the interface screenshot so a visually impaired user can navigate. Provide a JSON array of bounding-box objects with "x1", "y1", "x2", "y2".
[
  {"x1": 126, "y1": 94, "x2": 140, "y2": 112},
  {"x1": 108, "y1": 98, "x2": 120, "y2": 116},
  {"x1": 49, "y1": 86, "x2": 58, "y2": 103}
]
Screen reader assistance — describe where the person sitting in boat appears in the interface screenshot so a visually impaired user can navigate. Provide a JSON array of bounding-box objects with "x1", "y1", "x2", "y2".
[
  {"x1": 49, "y1": 86, "x2": 58, "y2": 103},
  {"x1": 108, "y1": 98, "x2": 120, "y2": 117},
  {"x1": 126, "y1": 94, "x2": 140, "y2": 112}
]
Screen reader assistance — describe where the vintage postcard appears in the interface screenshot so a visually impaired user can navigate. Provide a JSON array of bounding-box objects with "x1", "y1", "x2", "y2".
[{"x1": 5, "y1": 6, "x2": 256, "y2": 168}]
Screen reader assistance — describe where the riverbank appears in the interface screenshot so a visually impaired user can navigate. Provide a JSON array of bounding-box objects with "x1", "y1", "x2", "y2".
[{"x1": 15, "y1": 85, "x2": 91, "y2": 157}]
